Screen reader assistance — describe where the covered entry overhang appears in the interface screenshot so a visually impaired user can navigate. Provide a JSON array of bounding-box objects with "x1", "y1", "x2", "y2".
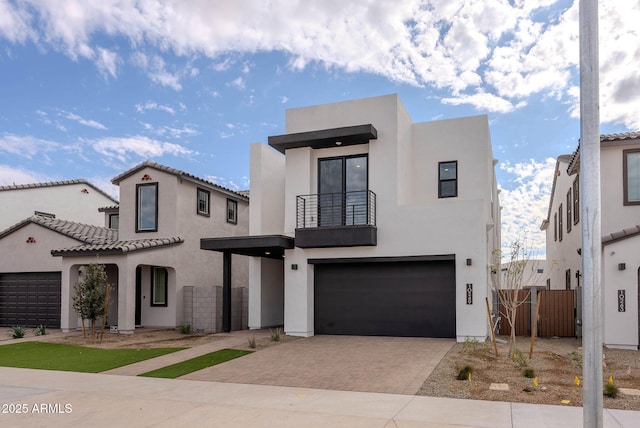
[{"x1": 200, "y1": 235, "x2": 294, "y2": 332}]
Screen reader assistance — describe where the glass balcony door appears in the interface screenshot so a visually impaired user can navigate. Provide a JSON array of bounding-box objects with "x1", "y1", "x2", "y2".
[{"x1": 318, "y1": 155, "x2": 368, "y2": 226}]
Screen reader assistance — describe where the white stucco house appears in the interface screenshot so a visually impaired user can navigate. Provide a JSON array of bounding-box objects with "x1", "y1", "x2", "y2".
[
  {"x1": 541, "y1": 132, "x2": 640, "y2": 349},
  {"x1": 0, "y1": 179, "x2": 118, "y2": 231},
  {"x1": 202, "y1": 94, "x2": 501, "y2": 342},
  {"x1": 0, "y1": 161, "x2": 249, "y2": 333}
]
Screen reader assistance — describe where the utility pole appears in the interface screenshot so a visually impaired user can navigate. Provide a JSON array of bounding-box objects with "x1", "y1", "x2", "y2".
[{"x1": 579, "y1": 0, "x2": 602, "y2": 427}]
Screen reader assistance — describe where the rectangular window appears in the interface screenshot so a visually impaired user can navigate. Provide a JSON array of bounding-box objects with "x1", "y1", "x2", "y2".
[
  {"x1": 573, "y1": 175, "x2": 580, "y2": 225},
  {"x1": 136, "y1": 183, "x2": 158, "y2": 232},
  {"x1": 438, "y1": 161, "x2": 458, "y2": 198},
  {"x1": 558, "y1": 204, "x2": 563, "y2": 241},
  {"x1": 565, "y1": 269, "x2": 571, "y2": 290},
  {"x1": 318, "y1": 155, "x2": 368, "y2": 226},
  {"x1": 109, "y1": 214, "x2": 119, "y2": 229},
  {"x1": 554, "y1": 212, "x2": 557, "y2": 241},
  {"x1": 623, "y1": 149, "x2": 640, "y2": 205},
  {"x1": 226, "y1": 199, "x2": 238, "y2": 224},
  {"x1": 151, "y1": 267, "x2": 168, "y2": 307},
  {"x1": 566, "y1": 190, "x2": 572, "y2": 233},
  {"x1": 197, "y1": 188, "x2": 210, "y2": 216}
]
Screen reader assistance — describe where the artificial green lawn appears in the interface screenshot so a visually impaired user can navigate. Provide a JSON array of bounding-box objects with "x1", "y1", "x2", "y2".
[
  {"x1": 0, "y1": 342, "x2": 185, "y2": 373},
  {"x1": 139, "y1": 348, "x2": 252, "y2": 379}
]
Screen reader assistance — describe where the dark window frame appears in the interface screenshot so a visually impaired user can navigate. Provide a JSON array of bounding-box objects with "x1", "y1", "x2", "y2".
[
  {"x1": 558, "y1": 203, "x2": 563, "y2": 242},
  {"x1": 197, "y1": 188, "x2": 211, "y2": 217},
  {"x1": 151, "y1": 267, "x2": 168, "y2": 307},
  {"x1": 317, "y1": 154, "x2": 369, "y2": 226},
  {"x1": 623, "y1": 148, "x2": 640, "y2": 205},
  {"x1": 109, "y1": 213, "x2": 119, "y2": 229},
  {"x1": 136, "y1": 183, "x2": 158, "y2": 232},
  {"x1": 554, "y1": 212, "x2": 558, "y2": 241},
  {"x1": 566, "y1": 190, "x2": 572, "y2": 233},
  {"x1": 565, "y1": 269, "x2": 571, "y2": 290},
  {"x1": 226, "y1": 198, "x2": 238, "y2": 224},
  {"x1": 438, "y1": 161, "x2": 458, "y2": 198},
  {"x1": 573, "y1": 175, "x2": 580, "y2": 225}
]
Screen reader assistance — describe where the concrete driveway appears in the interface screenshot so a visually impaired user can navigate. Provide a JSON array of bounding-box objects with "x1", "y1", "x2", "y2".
[{"x1": 182, "y1": 335, "x2": 454, "y2": 395}]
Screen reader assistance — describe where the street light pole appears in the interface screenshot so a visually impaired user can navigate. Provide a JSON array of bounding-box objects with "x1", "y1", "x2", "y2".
[{"x1": 579, "y1": 0, "x2": 602, "y2": 427}]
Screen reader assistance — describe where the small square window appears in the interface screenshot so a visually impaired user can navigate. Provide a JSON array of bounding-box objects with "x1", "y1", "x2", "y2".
[
  {"x1": 197, "y1": 188, "x2": 210, "y2": 216},
  {"x1": 151, "y1": 267, "x2": 168, "y2": 307},
  {"x1": 227, "y1": 199, "x2": 238, "y2": 224},
  {"x1": 438, "y1": 161, "x2": 458, "y2": 198},
  {"x1": 109, "y1": 214, "x2": 119, "y2": 229}
]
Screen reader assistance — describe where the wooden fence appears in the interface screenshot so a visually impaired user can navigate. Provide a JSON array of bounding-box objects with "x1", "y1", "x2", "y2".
[{"x1": 497, "y1": 289, "x2": 575, "y2": 337}]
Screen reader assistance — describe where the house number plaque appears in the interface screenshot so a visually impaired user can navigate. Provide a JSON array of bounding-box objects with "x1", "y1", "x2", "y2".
[
  {"x1": 466, "y1": 284, "x2": 473, "y2": 305},
  {"x1": 618, "y1": 290, "x2": 625, "y2": 312}
]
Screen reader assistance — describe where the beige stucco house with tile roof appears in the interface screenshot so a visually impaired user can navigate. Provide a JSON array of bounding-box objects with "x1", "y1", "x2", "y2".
[{"x1": 542, "y1": 132, "x2": 640, "y2": 349}]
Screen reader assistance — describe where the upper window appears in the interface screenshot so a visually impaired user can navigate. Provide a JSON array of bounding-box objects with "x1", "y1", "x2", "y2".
[
  {"x1": 623, "y1": 149, "x2": 640, "y2": 205},
  {"x1": 438, "y1": 161, "x2": 458, "y2": 198},
  {"x1": 553, "y1": 212, "x2": 558, "y2": 241},
  {"x1": 227, "y1": 199, "x2": 238, "y2": 224},
  {"x1": 566, "y1": 190, "x2": 572, "y2": 234},
  {"x1": 318, "y1": 154, "x2": 368, "y2": 226},
  {"x1": 109, "y1": 214, "x2": 119, "y2": 230},
  {"x1": 558, "y1": 203, "x2": 563, "y2": 242},
  {"x1": 151, "y1": 267, "x2": 168, "y2": 307},
  {"x1": 573, "y1": 175, "x2": 580, "y2": 225},
  {"x1": 197, "y1": 188, "x2": 210, "y2": 216},
  {"x1": 136, "y1": 183, "x2": 158, "y2": 232}
]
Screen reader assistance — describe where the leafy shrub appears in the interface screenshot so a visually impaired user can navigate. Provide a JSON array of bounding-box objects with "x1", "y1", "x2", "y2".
[
  {"x1": 604, "y1": 383, "x2": 619, "y2": 398},
  {"x1": 456, "y1": 365, "x2": 473, "y2": 381},
  {"x1": 511, "y1": 348, "x2": 528, "y2": 366},
  {"x1": 179, "y1": 323, "x2": 191, "y2": 334},
  {"x1": 270, "y1": 327, "x2": 281, "y2": 342},
  {"x1": 33, "y1": 324, "x2": 47, "y2": 336},
  {"x1": 8, "y1": 326, "x2": 25, "y2": 339},
  {"x1": 247, "y1": 336, "x2": 257, "y2": 349},
  {"x1": 462, "y1": 337, "x2": 480, "y2": 354},
  {"x1": 523, "y1": 368, "x2": 536, "y2": 378}
]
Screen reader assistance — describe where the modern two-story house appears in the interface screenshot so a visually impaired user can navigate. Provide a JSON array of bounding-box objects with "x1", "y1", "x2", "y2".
[
  {"x1": 202, "y1": 94, "x2": 501, "y2": 341},
  {"x1": 542, "y1": 132, "x2": 640, "y2": 349}
]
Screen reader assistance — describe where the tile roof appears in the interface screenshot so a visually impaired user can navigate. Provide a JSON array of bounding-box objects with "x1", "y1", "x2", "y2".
[
  {"x1": 0, "y1": 179, "x2": 118, "y2": 203},
  {"x1": 52, "y1": 236, "x2": 184, "y2": 256},
  {"x1": 111, "y1": 160, "x2": 249, "y2": 201},
  {"x1": 0, "y1": 215, "x2": 117, "y2": 243},
  {"x1": 567, "y1": 131, "x2": 640, "y2": 175},
  {"x1": 602, "y1": 225, "x2": 640, "y2": 246},
  {"x1": 98, "y1": 205, "x2": 120, "y2": 212}
]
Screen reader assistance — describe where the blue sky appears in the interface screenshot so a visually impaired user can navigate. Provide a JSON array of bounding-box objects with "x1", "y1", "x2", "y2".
[{"x1": 0, "y1": 0, "x2": 638, "y2": 257}]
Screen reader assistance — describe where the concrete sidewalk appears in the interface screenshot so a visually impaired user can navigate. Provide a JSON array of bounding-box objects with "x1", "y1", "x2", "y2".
[{"x1": 0, "y1": 367, "x2": 638, "y2": 427}]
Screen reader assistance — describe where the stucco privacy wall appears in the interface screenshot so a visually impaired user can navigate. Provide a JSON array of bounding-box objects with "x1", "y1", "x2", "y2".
[
  {"x1": 255, "y1": 94, "x2": 499, "y2": 341},
  {"x1": 0, "y1": 181, "x2": 117, "y2": 231}
]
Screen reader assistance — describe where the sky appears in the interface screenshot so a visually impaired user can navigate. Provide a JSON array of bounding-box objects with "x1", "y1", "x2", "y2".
[{"x1": 0, "y1": 0, "x2": 638, "y2": 258}]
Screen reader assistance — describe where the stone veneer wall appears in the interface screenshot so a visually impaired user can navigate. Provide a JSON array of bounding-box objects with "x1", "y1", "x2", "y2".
[{"x1": 183, "y1": 286, "x2": 247, "y2": 333}]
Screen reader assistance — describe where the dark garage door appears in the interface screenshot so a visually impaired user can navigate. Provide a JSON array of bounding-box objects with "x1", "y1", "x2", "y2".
[
  {"x1": 0, "y1": 272, "x2": 61, "y2": 328},
  {"x1": 314, "y1": 260, "x2": 456, "y2": 338}
]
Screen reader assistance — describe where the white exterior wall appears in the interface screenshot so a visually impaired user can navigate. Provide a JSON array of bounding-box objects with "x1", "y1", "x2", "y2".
[
  {"x1": 0, "y1": 182, "x2": 116, "y2": 231},
  {"x1": 255, "y1": 94, "x2": 499, "y2": 341}
]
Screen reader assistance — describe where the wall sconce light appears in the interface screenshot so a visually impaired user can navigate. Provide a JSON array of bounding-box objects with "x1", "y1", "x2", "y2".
[
  {"x1": 291, "y1": 264, "x2": 298, "y2": 270},
  {"x1": 618, "y1": 263, "x2": 626, "y2": 271},
  {"x1": 466, "y1": 258, "x2": 472, "y2": 266}
]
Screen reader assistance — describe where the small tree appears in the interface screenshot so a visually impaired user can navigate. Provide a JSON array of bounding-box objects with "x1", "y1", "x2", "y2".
[
  {"x1": 72, "y1": 261, "x2": 111, "y2": 341},
  {"x1": 492, "y1": 237, "x2": 538, "y2": 354}
]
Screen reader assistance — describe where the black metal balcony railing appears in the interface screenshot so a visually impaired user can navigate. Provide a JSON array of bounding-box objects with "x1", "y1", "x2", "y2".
[{"x1": 296, "y1": 190, "x2": 376, "y2": 229}]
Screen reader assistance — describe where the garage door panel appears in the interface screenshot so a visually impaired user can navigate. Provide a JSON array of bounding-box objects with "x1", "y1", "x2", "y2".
[
  {"x1": 314, "y1": 260, "x2": 456, "y2": 338},
  {"x1": 0, "y1": 272, "x2": 61, "y2": 328}
]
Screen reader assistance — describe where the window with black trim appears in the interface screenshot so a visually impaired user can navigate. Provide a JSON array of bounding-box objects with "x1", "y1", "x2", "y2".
[
  {"x1": 136, "y1": 183, "x2": 158, "y2": 232},
  {"x1": 573, "y1": 175, "x2": 580, "y2": 224},
  {"x1": 565, "y1": 269, "x2": 571, "y2": 290},
  {"x1": 623, "y1": 149, "x2": 640, "y2": 205},
  {"x1": 566, "y1": 190, "x2": 572, "y2": 233},
  {"x1": 151, "y1": 267, "x2": 168, "y2": 307},
  {"x1": 197, "y1": 188, "x2": 210, "y2": 216},
  {"x1": 109, "y1": 214, "x2": 119, "y2": 229},
  {"x1": 554, "y1": 212, "x2": 557, "y2": 241},
  {"x1": 558, "y1": 204, "x2": 563, "y2": 241},
  {"x1": 226, "y1": 199, "x2": 238, "y2": 224},
  {"x1": 438, "y1": 161, "x2": 458, "y2": 198}
]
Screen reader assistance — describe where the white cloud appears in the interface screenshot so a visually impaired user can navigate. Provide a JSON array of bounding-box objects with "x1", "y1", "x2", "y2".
[
  {"x1": 0, "y1": 164, "x2": 46, "y2": 185},
  {"x1": 499, "y1": 157, "x2": 557, "y2": 258},
  {"x1": 204, "y1": 174, "x2": 250, "y2": 191},
  {"x1": 227, "y1": 76, "x2": 245, "y2": 90},
  {"x1": 61, "y1": 111, "x2": 107, "y2": 130},
  {"x1": 89, "y1": 135, "x2": 195, "y2": 162},
  {"x1": 135, "y1": 101, "x2": 176, "y2": 115},
  {"x1": 1, "y1": 0, "x2": 638, "y2": 123},
  {"x1": 0, "y1": 133, "x2": 59, "y2": 158}
]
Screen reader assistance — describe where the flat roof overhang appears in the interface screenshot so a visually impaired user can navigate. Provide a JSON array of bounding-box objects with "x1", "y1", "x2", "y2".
[
  {"x1": 200, "y1": 235, "x2": 294, "y2": 259},
  {"x1": 268, "y1": 124, "x2": 377, "y2": 154}
]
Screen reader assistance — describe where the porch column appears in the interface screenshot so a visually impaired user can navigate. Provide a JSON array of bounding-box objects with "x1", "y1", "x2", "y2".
[
  {"x1": 223, "y1": 251, "x2": 232, "y2": 333},
  {"x1": 117, "y1": 262, "x2": 135, "y2": 334}
]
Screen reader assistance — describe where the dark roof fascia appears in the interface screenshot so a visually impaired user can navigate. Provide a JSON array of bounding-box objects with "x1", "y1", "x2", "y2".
[
  {"x1": 307, "y1": 254, "x2": 455, "y2": 264},
  {"x1": 268, "y1": 124, "x2": 377, "y2": 154},
  {"x1": 200, "y1": 234, "x2": 294, "y2": 259},
  {"x1": 111, "y1": 161, "x2": 249, "y2": 201}
]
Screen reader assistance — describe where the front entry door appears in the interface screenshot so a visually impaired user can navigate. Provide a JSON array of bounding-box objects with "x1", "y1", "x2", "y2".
[{"x1": 135, "y1": 266, "x2": 142, "y2": 326}]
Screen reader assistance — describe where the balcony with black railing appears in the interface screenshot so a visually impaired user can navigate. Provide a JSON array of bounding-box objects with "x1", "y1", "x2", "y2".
[{"x1": 295, "y1": 190, "x2": 377, "y2": 248}]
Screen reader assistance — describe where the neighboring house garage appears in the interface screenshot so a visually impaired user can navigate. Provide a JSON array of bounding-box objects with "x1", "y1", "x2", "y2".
[
  {"x1": 0, "y1": 272, "x2": 61, "y2": 328},
  {"x1": 312, "y1": 257, "x2": 456, "y2": 338}
]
